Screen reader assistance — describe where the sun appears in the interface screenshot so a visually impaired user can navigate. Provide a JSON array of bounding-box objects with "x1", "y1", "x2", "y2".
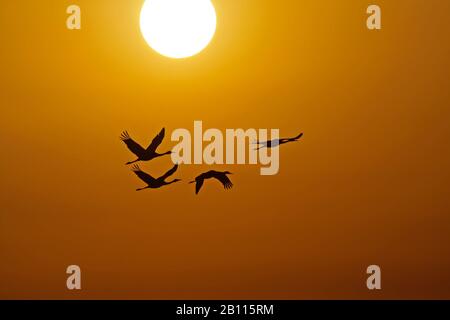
[{"x1": 140, "y1": 0, "x2": 217, "y2": 59}]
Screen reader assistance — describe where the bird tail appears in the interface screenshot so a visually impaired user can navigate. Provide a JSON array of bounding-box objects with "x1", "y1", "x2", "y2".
[{"x1": 189, "y1": 181, "x2": 195, "y2": 184}]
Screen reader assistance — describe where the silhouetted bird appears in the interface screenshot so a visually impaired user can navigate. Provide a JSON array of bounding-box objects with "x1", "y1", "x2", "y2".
[
  {"x1": 120, "y1": 129, "x2": 171, "y2": 165},
  {"x1": 189, "y1": 171, "x2": 233, "y2": 194},
  {"x1": 254, "y1": 133, "x2": 303, "y2": 150},
  {"x1": 131, "y1": 164, "x2": 181, "y2": 191}
]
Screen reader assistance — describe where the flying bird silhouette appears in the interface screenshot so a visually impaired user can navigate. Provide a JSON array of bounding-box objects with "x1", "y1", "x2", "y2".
[
  {"x1": 120, "y1": 129, "x2": 171, "y2": 165},
  {"x1": 189, "y1": 170, "x2": 233, "y2": 195},
  {"x1": 131, "y1": 164, "x2": 181, "y2": 191},
  {"x1": 254, "y1": 133, "x2": 303, "y2": 150}
]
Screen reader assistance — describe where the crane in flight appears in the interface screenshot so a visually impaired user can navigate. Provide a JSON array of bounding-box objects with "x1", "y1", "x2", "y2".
[
  {"x1": 189, "y1": 170, "x2": 233, "y2": 195},
  {"x1": 254, "y1": 133, "x2": 303, "y2": 150},
  {"x1": 120, "y1": 128, "x2": 171, "y2": 165},
  {"x1": 131, "y1": 164, "x2": 181, "y2": 191}
]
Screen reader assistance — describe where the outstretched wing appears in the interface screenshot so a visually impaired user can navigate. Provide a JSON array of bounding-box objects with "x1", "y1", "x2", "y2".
[
  {"x1": 160, "y1": 164, "x2": 178, "y2": 181},
  {"x1": 131, "y1": 164, "x2": 155, "y2": 184},
  {"x1": 280, "y1": 133, "x2": 304, "y2": 143},
  {"x1": 120, "y1": 131, "x2": 145, "y2": 157},
  {"x1": 147, "y1": 128, "x2": 165, "y2": 152},
  {"x1": 216, "y1": 174, "x2": 233, "y2": 190},
  {"x1": 195, "y1": 179, "x2": 204, "y2": 195},
  {"x1": 291, "y1": 133, "x2": 303, "y2": 140}
]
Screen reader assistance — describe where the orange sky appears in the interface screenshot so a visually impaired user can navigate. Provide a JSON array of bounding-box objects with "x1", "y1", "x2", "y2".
[{"x1": 1, "y1": 0, "x2": 450, "y2": 299}]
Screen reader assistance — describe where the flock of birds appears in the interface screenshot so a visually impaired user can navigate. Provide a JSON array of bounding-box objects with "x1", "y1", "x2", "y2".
[{"x1": 120, "y1": 128, "x2": 303, "y2": 194}]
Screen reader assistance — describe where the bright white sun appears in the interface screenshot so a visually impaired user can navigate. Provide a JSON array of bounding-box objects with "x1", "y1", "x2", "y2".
[{"x1": 140, "y1": 0, "x2": 217, "y2": 59}]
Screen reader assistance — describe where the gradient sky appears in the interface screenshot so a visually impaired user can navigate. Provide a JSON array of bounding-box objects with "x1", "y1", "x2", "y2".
[{"x1": 1, "y1": 0, "x2": 450, "y2": 299}]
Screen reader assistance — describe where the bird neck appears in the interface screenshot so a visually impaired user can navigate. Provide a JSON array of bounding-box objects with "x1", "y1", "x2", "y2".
[{"x1": 127, "y1": 159, "x2": 139, "y2": 165}]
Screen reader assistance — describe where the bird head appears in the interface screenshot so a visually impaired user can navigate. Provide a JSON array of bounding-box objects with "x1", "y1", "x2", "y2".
[{"x1": 224, "y1": 171, "x2": 232, "y2": 175}]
